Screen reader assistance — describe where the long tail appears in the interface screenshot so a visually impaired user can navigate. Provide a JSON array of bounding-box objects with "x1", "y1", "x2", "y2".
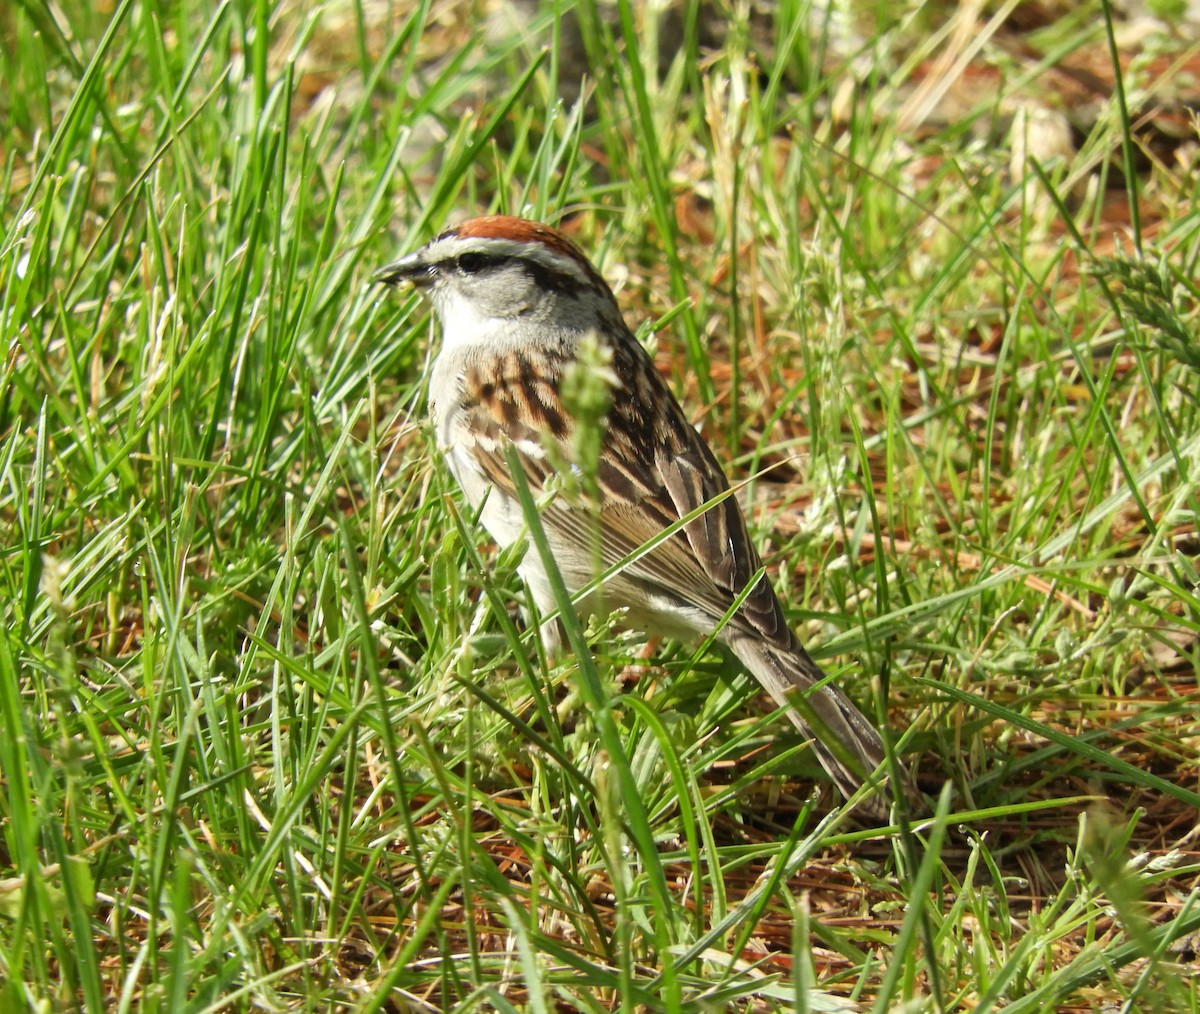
[{"x1": 727, "y1": 633, "x2": 910, "y2": 818}]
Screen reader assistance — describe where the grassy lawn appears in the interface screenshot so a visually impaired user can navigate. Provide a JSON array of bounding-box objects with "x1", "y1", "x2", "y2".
[{"x1": 3, "y1": 0, "x2": 1199, "y2": 1009}]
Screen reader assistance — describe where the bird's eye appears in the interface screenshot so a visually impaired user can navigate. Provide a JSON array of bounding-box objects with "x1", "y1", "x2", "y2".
[{"x1": 456, "y1": 252, "x2": 503, "y2": 274}]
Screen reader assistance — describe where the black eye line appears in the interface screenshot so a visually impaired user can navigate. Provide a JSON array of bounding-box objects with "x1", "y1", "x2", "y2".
[
  {"x1": 443, "y1": 250, "x2": 589, "y2": 298},
  {"x1": 455, "y1": 252, "x2": 509, "y2": 274}
]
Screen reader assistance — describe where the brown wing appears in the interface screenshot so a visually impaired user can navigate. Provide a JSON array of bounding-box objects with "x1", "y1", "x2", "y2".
[{"x1": 458, "y1": 333, "x2": 794, "y2": 647}]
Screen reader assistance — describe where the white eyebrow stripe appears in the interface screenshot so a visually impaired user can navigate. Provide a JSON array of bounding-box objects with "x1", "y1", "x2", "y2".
[{"x1": 424, "y1": 235, "x2": 594, "y2": 288}]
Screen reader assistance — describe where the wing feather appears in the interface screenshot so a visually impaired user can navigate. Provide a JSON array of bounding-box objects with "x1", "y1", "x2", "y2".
[{"x1": 454, "y1": 332, "x2": 793, "y2": 647}]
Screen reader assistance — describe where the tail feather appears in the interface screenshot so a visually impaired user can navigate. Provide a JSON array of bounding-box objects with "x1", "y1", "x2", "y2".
[{"x1": 727, "y1": 634, "x2": 911, "y2": 818}]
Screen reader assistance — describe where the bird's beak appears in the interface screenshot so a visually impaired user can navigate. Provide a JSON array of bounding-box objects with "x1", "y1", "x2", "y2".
[{"x1": 373, "y1": 250, "x2": 436, "y2": 288}]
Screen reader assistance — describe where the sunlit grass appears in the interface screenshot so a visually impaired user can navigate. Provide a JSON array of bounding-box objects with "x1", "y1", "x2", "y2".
[{"x1": 2, "y1": 0, "x2": 1199, "y2": 1010}]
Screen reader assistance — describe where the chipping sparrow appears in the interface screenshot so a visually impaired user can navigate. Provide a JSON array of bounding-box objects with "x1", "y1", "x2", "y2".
[{"x1": 377, "y1": 215, "x2": 908, "y2": 816}]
